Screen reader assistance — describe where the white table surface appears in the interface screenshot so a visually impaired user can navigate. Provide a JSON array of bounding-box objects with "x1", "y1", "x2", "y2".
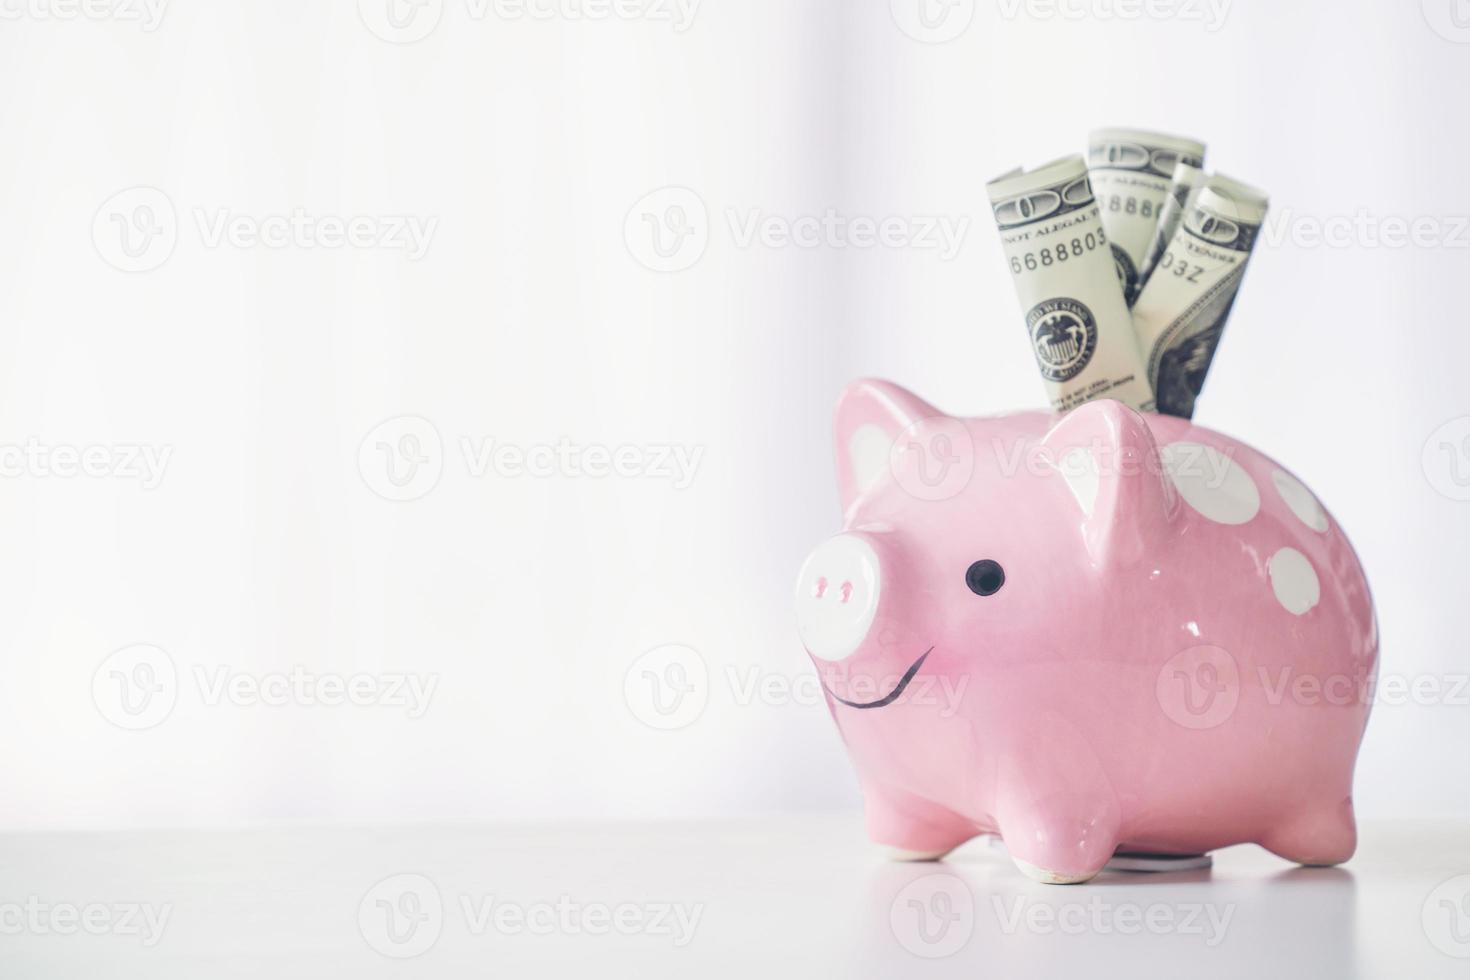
[{"x1": 2, "y1": 815, "x2": 1467, "y2": 978}]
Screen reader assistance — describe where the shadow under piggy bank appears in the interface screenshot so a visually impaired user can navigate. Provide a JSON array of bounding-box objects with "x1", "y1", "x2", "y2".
[
  {"x1": 854, "y1": 851, "x2": 1358, "y2": 979},
  {"x1": 796, "y1": 379, "x2": 1378, "y2": 884}
]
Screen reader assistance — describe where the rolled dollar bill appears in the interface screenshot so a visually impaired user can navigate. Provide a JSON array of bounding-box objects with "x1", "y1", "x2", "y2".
[
  {"x1": 1087, "y1": 128, "x2": 1206, "y2": 306},
  {"x1": 987, "y1": 156, "x2": 1156, "y2": 413},
  {"x1": 1136, "y1": 160, "x2": 1205, "y2": 291},
  {"x1": 1131, "y1": 175, "x2": 1269, "y2": 419}
]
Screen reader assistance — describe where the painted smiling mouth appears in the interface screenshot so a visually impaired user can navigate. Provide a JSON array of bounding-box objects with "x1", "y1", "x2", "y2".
[{"x1": 822, "y1": 647, "x2": 934, "y2": 709}]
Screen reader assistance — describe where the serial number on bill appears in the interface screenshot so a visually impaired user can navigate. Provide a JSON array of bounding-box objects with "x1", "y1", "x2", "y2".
[
  {"x1": 1009, "y1": 230, "x2": 1108, "y2": 274},
  {"x1": 1103, "y1": 194, "x2": 1159, "y2": 219}
]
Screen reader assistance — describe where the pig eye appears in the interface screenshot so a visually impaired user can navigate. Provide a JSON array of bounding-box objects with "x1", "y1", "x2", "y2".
[{"x1": 965, "y1": 559, "x2": 1005, "y2": 597}]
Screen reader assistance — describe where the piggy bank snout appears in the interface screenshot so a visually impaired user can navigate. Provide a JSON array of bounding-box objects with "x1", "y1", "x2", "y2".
[{"x1": 794, "y1": 534, "x2": 883, "y2": 662}]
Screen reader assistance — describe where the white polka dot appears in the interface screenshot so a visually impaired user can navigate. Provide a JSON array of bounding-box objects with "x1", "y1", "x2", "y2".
[
  {"x1": 1161, "y1": 441, "x2": 1260, "y2": 525},
  {"x1": 1272, "y1": 469, "x2": 1328, "y2": 532},
  {"x1": 1269, "y1": 547, "x2": 1320, "y2": 615}
]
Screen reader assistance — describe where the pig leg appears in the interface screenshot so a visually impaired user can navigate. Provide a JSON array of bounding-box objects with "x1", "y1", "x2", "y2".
[
  {"x1": 994, "y1": 725, "x2": 1122, "y2": 884},
  {"x1": 996, "y1": 801, "x2": 1121, "y2": 884},
  {"x1": 864, "y1": 784, "x2": 980, "y2": 861},
  {"x1": 1261, "y1": 797, "x2": 1357, "y2": 867}
]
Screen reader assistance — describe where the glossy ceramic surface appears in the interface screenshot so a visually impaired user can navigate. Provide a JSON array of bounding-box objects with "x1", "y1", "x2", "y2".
[{"x1": 795, "y1": 379, "x2": 1379, "y2": 883}]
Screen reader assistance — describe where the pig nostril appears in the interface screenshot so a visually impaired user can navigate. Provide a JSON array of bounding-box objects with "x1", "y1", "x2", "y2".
[
  {"x1": 813, "y1": 577, "x2": 828, "y2": 599},
  {"x1": 840, "y1": 581, "x2": 853, "y2": 603}
]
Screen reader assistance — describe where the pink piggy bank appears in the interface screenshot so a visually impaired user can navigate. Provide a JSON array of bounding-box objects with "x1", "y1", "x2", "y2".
[{"x1": 795, "y1": 379, "x2": 1378, "y2": 883}]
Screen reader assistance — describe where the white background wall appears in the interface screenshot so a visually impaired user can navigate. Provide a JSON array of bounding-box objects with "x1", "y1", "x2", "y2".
[{"x1": 0, "y1": 0, "x2": 1465, "y2": 830}]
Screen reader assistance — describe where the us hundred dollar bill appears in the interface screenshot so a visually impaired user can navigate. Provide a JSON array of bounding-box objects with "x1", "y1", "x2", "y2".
[
  {"x1": 1136, "y1": 160, "x2": 1205, "y2": 291},
  {"x1": 1087, "y1": 128, "x2": 1206, "y2": 306},
  {"x1": 1131, "y1": 176, "x2": 1269, "y2": 419},
  {"x1": 987, "y1": 156, "x2": 1156, "y2": 413}
]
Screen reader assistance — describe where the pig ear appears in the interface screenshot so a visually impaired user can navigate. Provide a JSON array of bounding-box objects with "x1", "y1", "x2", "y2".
[
  {"x1": 1040, "y1": 400, "x2": 1181, "y2": 567},
  {"x1": 832, "y1": 379, "x2": 944, "y2": 511}
]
